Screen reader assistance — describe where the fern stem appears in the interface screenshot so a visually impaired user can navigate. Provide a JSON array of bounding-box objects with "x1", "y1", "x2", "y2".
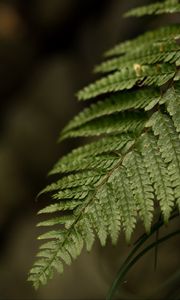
[
  {"x1": 107, "y1": 229, "x2": 180, "y2": 300},
  {"x1": 106, "y1": 212, "x2": 179, "y2": 300}
]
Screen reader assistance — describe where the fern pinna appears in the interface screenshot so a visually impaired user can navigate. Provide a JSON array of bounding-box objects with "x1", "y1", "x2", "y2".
[{"x1": 29, "y1": 0, "x2": 180, "y2": 289}]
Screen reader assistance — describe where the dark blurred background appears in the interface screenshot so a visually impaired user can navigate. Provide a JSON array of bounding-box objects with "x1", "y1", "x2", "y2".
[{"x1": 0, "y1": 0, "x2": 179, "y2": 299}]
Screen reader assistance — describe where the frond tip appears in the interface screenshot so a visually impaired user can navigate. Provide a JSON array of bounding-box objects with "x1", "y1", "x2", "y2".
[
  {"x1": 124, "y1": 0, "x2": 180, "y2": 17},
  {"x1": 29, "y1": 0, "x2": 180, "y2": 290}
]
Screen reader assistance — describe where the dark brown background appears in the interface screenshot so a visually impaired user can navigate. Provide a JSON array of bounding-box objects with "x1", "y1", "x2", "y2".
[{"x1": 0, "y1": 0, "x2": 179, "y2": 299}]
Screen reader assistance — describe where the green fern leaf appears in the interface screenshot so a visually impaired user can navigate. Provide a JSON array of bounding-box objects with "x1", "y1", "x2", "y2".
[
  {"x1": 125, "y1": 0, "x2": 180, "y2": 17},
  {"x1": 147, "y1": 112, "x2": 180, "y2": 210},
  {"x1": 41, "y1": 171, "x2": 102, "y2": 194},
  {"x1": 109, "y1": 168, "x2": 137, "y2": 243},
  {"x1": 50, "y1": 134, "x2": 133, "y2": 175},
  {"x1": 29, "y1": 0, "x2": 180, "y2": 290},
  {"x1": 78, "y1": 216, "x2": 95, "y2": 251},
  {"x1": 60, "y1": 113, "x2": 147, "y2": 140},
  {"x1": 123, "y1": 151, "x2": 154, "y2": 233},
  {"x1": 77, "y1": 64, "x2": 175, "y2": 101},
  {"x1": 63, "y1": 88, "x2": 160, "y2": 133},
  {"x1": 105, "y1": 25, "x2": 180, "y2": 57},
  {"x1": 139, "y1": 132, "x2": 175, "y2": 222},
  {"x1": 38, "y1": 201, "x2": 82, "y2": 214},
  {"x1": 160, "y1": 83, "x2": 180, "y2": 133},
  {"x1": 95, "y1": 41, "x2": 180, "y2": 74}
]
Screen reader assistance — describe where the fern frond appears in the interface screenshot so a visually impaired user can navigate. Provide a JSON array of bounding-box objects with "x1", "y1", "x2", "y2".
[
  {"x1": 147, "y1": 112, "x2": 180, "y2": 210},
  {"x1": 102, "y1": 183, "x2": 122, "y2": 245},
  {"x1": 50, "y1": 134, "x2": 133, "y2": 175},
  {"x1": 123, "y1": 151, "x2": 154, "y2": 233},
  {"x1": 95, "y1": 41, "x2": 180, "y2": 74},
  {"x1": 78, "y1": 216, "x2": 95, "y2": 251},
  {"x1": 77, "y1": 64, "x2": 175, "y2": 101},
  {"x1": 89, "y1": 196, "x2": 109, "y2": 246},
  {"x1": 37, "y1": 230, "x2": 66, "y2": 241},
  {"x1": 138, "y1": 133, "x2": 174, "y2": 222},
  {"x1": 29, "y1": 0, "x2": 180, "y2": 290},
  {"x1": 105, "y1": 25, "x2": 180, "y2": 57},
  {"x1": 52, "y1": 187, "x2": 89, "y2": 201},
  {"x1": 50, "y1": 154, "x2": 118, "y2": 174},
  {"x1": 160, "y1": 83, "x2": 180, "y2": 133},
  {"x1": 63, "y1": 88, "x2": 160, "y2": 133},
  {"x1": 38, "y1": 201, "x2": 82, "y2": 214},
  {"x1": 109, "y1": 168, "x2": 137, "y2": 243},
  {"x1": 125, "y1": 0, "x2": 180, "y2": 17},
  {"x1": 41, "y1": 171, "x2": 102, "y2": 193},
  {"x1": 29, "y1": 228, "x2": 84, "y2": 288},
  {"x1": 60, "y1": 113, "x2": 147, "y2": 140}
]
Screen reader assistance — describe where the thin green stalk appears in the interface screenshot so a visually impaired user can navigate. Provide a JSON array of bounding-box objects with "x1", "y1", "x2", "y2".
[
  {"x1": 107, "y1": 229, "x2": 180, "y2": 300},
  {"x1": 106, "y1": 212, "x2": 179, "y2": 300}
]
